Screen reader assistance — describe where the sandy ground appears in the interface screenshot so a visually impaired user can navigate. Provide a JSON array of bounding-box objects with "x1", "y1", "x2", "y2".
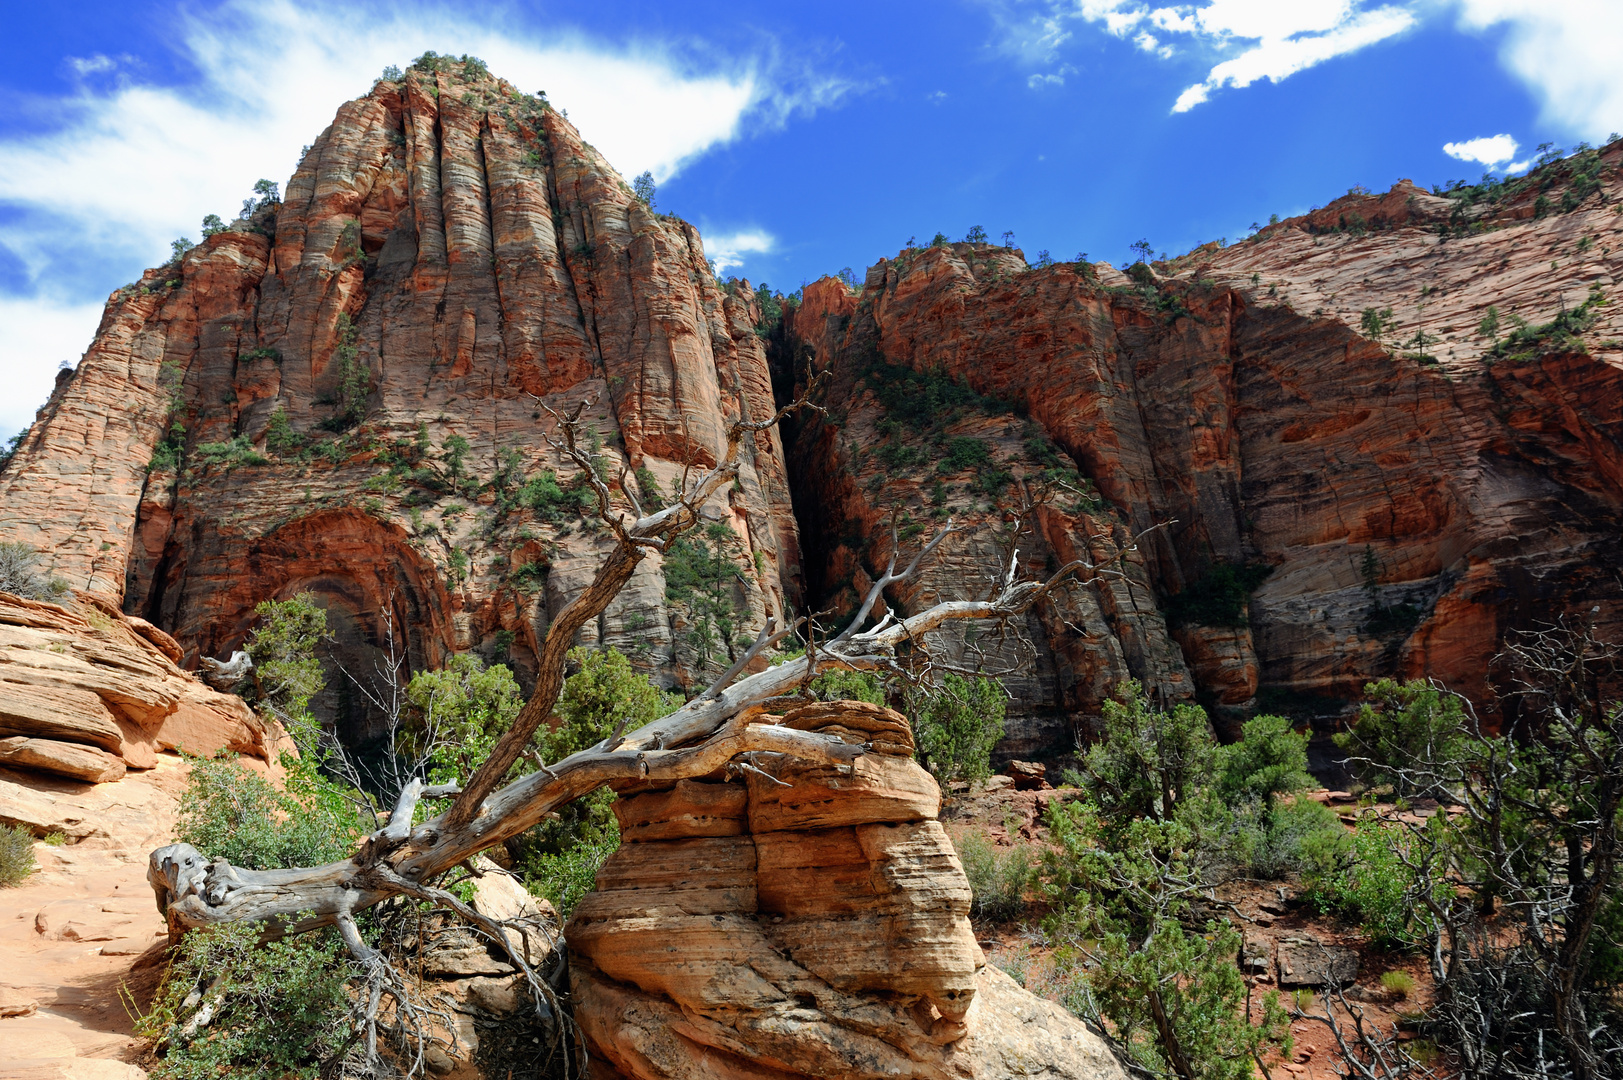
[{"x1": 1, "y1": 755, "x2": 191, "y2": 1080}]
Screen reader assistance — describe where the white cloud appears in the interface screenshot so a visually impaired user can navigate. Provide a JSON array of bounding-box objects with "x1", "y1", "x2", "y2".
[
  {"x1": 1172, "y1": 5, "x2": 1416, "y2": 111},
  {"x1": 986, "y1": 0, "x2": 1413, "y2": 111},
  {"x1": 0, "y1": 0, "x2": 852, "y2": 435},
  {"x1": 703, "y1": 230, "x2": 775, "y2": 275},
  {"x1": 1444, "y1": 133, "x2": 1520, "y2": 166},
  {"x1": 0, "y1": 295, "x2": 104, "y2": 436},
  {"x1": 1455, "y1": 0, "x2": 1623, "y2": 142}
]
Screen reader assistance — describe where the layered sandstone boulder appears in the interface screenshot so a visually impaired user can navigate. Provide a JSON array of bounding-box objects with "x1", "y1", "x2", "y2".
[
  {"x1": 0, "y1": 591, "x2": 273, "y2": 791},
  {"x1": 565, "y1": 700, "x2": 1124, "y2": 1080}
]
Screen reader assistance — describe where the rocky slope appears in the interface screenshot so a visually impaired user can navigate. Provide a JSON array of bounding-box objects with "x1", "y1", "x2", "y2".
[
  {"x1": 566, "y1": 699, "x2": 1123, "y2": 1080},
  {"x1": 777, "y1": 141, "x2": 1623, "y2": 750},
  {"x1": 0, "y1": 57, "x2": 799, "y2": 742}
]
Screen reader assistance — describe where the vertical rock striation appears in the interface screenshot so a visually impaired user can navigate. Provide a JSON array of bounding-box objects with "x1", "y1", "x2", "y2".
[
  {"x1": 780, "y1": 144, "x2": 1623, "y2": 746},
  {"x1": 0, "y1": 61, "x2": 800, "y2": 740}
]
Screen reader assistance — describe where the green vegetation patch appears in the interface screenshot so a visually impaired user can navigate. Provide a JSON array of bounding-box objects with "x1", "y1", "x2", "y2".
[{"x1": 1164, "y1": 561, "x2": 1273, "y2": 628}]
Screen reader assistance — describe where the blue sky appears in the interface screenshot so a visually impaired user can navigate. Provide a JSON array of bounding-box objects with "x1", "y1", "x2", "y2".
[{"x1": 2, "y1": 0, "x2": 1620, "y2": 436}]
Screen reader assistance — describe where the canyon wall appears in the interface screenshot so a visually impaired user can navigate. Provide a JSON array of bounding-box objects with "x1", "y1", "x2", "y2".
[
  {"x1": 778, "y1": 144, "x2": 1623, "y2": 752},
  {"x1": 0, "y1": 60, "x2": 799, "y2": 741},
  {"x1": 2, "y1": 62, "x2": 1620, "y2": 759}
]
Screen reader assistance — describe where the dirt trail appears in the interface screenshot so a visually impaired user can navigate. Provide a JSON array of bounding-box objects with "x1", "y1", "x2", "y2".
[{"x1": 1, "y1": 755, "x2": 193, "y2": 1080}]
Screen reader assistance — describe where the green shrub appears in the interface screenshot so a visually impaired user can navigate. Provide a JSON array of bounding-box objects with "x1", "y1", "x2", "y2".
[
  {"x1": 956, "y1": 831, "x2": 1035, "y2": 922},
  {"x1": 518, "y1": 468, "x2": 591, "y2": 519},
  {"x1": 264, "y1": 408, "x2": 310, "y2": 459},
  {"x1": 406, "y1": 652, "x2": 525, "y2": 786},
  {"x1": 320, "y1": 314, "x2": 370, "y2": 432},
  {"x1": 807, "y1": 667, "x2": 886, "y2": 705},
  {"x1": 1487, "y1": 282, "x2": 1605, "y2": 362},
  {"x1": 1075, "y1": 679, "x2": 1215, "y2": 824},
  {"x1": 861, "y1": 359, "x2": 1012, "y2": 435},
  {"x1": 138, "y1": 919, "x2": 352, "y2": 1080},
  {"x1": 906, "y1": 673, "x2": 1006, "y2": 788},
  {"x1": 663, "y1": 530, "x2": 749, "y2": 674},
  {"x1": 1083, "y1": 919, "x2": 1291, "y2": 1080},
  {"x1": 1301, "y1": 813, "x2": 1428, "y2": 948},
  {"x1": 193, "y1": 436, "x2": 268, "y2": 470},
  {"x1": 0, "y1": 822, "x2": 36, "y2": 886},
  {"x1": 0, "y1": 541, "x2": 70, "y2": 601},
  {"x1": 1334, "y1": 678, "x2": 1464, "y2": 798},
  {"x1": 1215, "y1": 714, "x2": 1313, "y2": 806},
  {"x1": 632, "y1": 170, "x2": 656, "y2": 209},
  {"x1": 517, "y1": 648, "x2": 678, "y2": 910},
  {"x1": 0, "y1": 426, "x2": 28, "y2": 470},
  {"x1": 875, "y1": 439, "x2": 926, "y2": 472},
  {"x1": 1223, "y1": 795, "x2": 1346, "y2": 880},
  {"x1": 244, "y1": 594, "x2": 332, "y2": 757},
  {"x1": 1380, "y1": 969, "x2": 1415, "y2": 999},
  {"x1": 753, "y1": 283, "x2": 783, "y2": 334},
  {"x1": 1165, "y1": 561, "x2": 1272, "y2": 628},
  {"x1": 521, "y1": 805, "x2": 619, "y2": 916},
  {"x1": 175, "y1": 755, "x2": 367, "y2": 870},
  {"x1": 938, "y1": 436, "x2": 993, "y2": 474},
  {"x1": 1360, "y1": 306, "x2": 1395, "y2": 343}
]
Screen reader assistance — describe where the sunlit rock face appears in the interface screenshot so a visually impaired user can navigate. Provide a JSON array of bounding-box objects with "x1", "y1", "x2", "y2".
[
  {"x1": 0, "y1": 63, "x2": 800, "y2": 742},
  {"x1": 779, "y1": 150, "x2": 1623, "y2": 745},
  {"x1": 565, "y1": 700, "x2": 1126, "y2": 1080},
  {"x1": 3, "y1": 62, "x2": 1621, "y2": 754}
]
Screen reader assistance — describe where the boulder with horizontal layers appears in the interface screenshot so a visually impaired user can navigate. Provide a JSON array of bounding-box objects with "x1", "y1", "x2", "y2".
[
  {"x1": 566, "y1": 700, "x2": 1125, "y2": 1080},
  {"x1": 0, "y1": 592, "x2": 276, "y2": 786}
]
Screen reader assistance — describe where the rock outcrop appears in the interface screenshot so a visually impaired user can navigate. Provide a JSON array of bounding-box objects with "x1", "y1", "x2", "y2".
[
  {"x1": 0, "y1": 59, "x2": 800, "y2": 742},
  {"x1": 0, "y1": 591, "x2": 276, "y2": 790},
  {"x1": 565, "y1": 699, "x2": 1123, "y2": 1080},
  {"x1": 777, "y1": 142, "x2": 1623, "y2": 745}
]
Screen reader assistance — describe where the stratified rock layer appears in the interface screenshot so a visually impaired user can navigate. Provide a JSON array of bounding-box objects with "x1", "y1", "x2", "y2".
[
  {"x1": 780, "y1": 147, "x2": 1623, "y2": 740},
  {"x1": 0, "y1": 63, "x2": 799, "y2": 739},
  {"x1": 0, "y1": 591, "x2": 276, "y2": 789},
  {"x1": 565, "y1": 700, "x2": 1123, "y2": 1080}
]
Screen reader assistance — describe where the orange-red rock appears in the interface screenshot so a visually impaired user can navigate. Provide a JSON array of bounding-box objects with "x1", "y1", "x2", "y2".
[
  {"x1": 566, "y1": 700, "x2": 1122, "y2": 1080},
  {"x1": 0, "y1": 592, "x2": 277, "y2": 781},
  {"x1": 778, "y1": 147, "x2": 1623, "y2": 737},
  {"x1": 0, "y1": 66, "x2": 800, "y2": 741}
]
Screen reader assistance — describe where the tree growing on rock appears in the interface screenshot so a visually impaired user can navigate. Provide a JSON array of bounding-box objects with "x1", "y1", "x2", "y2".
[{"x1": 146, "y1": 379, "x2": 1167, "y2": 1077}]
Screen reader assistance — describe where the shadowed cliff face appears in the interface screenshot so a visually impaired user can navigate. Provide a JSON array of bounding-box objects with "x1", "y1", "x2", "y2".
[
  {"x1": 778, "y1": 156, "x2": 1623, "y2": 750},
  {"x1": 0, "y1": 63, "x2": 799, "y2": 741}
]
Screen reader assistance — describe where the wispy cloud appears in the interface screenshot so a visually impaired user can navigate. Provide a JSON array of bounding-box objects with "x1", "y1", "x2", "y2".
[
  {"x1": 0, "y1": 295, "x2": 103, "y2": 439},
  {"x1": 1455, "y1": 0, "x2": 1623, "y2": 143},
  {"x1": 1172, "y1": 4, "x2": 1415, "y2": 112},
  {"x1": 703, "y1": 230, "x2": 776, "y2": 275},
  {"x1": 983, "y1": 0, "x2": 1414, "y2": 111},
  {"x1": 1444, "y1": 133, "x2": 1519, "y2": 167},
  {"x1": 0, "y1": 0, "x2": 855, "y2": 435}
]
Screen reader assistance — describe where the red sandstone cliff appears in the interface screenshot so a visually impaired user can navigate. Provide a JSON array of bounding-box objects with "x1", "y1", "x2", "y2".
[
  {"x1": 778, "y1": 144, "x2": 1623, "y2": 747},
  {"x1": 2, "y1": 62, "x2": 1620, "y2": 756},
  {"x1": 0, "y1": 60, "x2": 800, "y2": 736}
]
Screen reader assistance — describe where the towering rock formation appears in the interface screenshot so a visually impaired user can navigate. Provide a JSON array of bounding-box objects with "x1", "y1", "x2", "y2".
[
  {"x1": 2, "y1": 58, "x2": 1620, "y2": 759},
  {"x1": 779, "y1": 143, "x2": 1623, "y2": 751},
  {"x1": 0, "y1": 58, "x2": 800, "y2": 740}
]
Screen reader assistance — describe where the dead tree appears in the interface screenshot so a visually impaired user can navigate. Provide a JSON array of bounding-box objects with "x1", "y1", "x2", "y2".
[
  {"x1": 148, "y1": 384, "x2": 1162, "y2": 1073},
  {"x1": 1340, "y1": 620, "x2": 1623, "y2": 1080}
]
